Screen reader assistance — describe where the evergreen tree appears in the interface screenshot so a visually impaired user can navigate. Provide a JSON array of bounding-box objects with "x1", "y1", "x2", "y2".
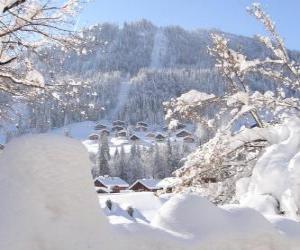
[{"x1": 96, "y1": 133, "x2": 111, "y2": 176}]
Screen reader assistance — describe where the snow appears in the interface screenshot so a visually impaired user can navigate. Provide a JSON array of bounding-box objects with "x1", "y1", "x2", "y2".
[
  {"x1": 51, "y1": 120, "x2": 96, "y2": 140},
  {"x1": 237, "y1": 117, "x2": 300, "y2": 220},
  {"x1": 150, "y1": 28, "x2": 167, "y2": 69},
  {"x1": 99, "y1": 192, "x2": 165, "y2": 223},
  {"x1": 0, "y1": 134, "x2": 115, "y2": 250},
  {"x1": 108, "y1": 81, "x2": 131, "y2": 120},
  {"x1": 151, "y1": 194, "x2": 289, "y2": 249},
  {"x1": 156, "y1": 177, "x2": 181, "y2": 189},
  {"x1": 177, "y1": 90, "x2": 215, "y2": 104},
  {"x1": 0, "y1": 135, "x2": 299, "y2": 249},
  {"x1": 95, "y1": 176, "x2": 129, "y2": 188}
]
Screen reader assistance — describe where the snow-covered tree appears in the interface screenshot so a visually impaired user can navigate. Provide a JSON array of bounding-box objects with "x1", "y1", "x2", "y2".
[
  {"x1": 165, "y1": 3, "x2": 300, "y2": 202},
  {"x1": 96, "y1": 132, "x2": 110, "y2": 176}
]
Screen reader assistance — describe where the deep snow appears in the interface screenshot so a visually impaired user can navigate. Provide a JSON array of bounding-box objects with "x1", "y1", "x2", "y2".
[{"x1": 1, "y1": 134, "x2": 300, "y2": 250}]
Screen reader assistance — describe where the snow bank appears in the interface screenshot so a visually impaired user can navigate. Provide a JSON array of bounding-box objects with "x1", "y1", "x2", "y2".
[
  {"x1": 238, "y1": 117, "x2": 300, "y2": 220},
  {"x1": 151, "y1": 194, "x2": 289, "y2": 249},
  {"x1": 0, "y1": 135, "x2": 116, "y2": 250},
  {"x1": 177, "y1": 89, "x2": 215, "y2": 104}
]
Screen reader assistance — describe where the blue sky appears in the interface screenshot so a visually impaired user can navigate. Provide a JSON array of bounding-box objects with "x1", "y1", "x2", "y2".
[{"x1": 78, "y1": 0, "x2": 300, "y2": 50}]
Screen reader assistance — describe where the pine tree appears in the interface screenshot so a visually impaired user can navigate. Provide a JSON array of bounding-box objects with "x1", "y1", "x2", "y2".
[{"x1": 96, "y1": 133, "x2": 111, "y2": 176}]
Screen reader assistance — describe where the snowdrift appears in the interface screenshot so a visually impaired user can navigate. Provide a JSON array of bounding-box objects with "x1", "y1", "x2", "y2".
[
  {"x1": 0, "y1": 135, "x2": 116, "y2": 250},
  {"x1": 151, "y1": 194, "x2": 289, "y2": 249},
  {"x1": 238, "y1": 117, "x2": 300, "y2": 220}
]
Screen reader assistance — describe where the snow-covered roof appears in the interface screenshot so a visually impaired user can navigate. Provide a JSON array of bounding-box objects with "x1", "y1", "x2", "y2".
[
  {"x1": 156, "y1": 177, "x2": 181, "y2": 189},
  {"x1": 129, "y1": 179, "x2": 161, "y2": 190},
  {"x1": 95, "y1": 176, "x2": 129, "y2": 188},
  {"x1": 177, "y1": 90, "x2": 215, "y2": 104}
]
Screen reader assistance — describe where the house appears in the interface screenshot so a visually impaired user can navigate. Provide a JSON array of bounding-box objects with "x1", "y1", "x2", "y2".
[
  {"x1": 176, "y1": 122, "x2": 186, "y2": 130},
  {"x1": 129, "y1": 179, "x2": 161, "y2": 192},
  {"x1": 94, "y1": 176, "x2": 129, "y2": 193},
  {"x1": 176, "y1": 130, "x2": 192, "y2": 138},
  {"x1": 135, "y1": 125, "x2": 148, "y2": 132},
  {"x1": 183, "y1": 136, "x2": 195, "y2": 143},
  {"x1": 112, "y1": 125, "x2": 125, "y2": 132},
  {"x1": 117, "y1": 130, "x2": 127, "y2": 137},
  {"x1": 137, "y1": 121, "x2": 148, "y2": 127},
  {"x1": 99, "y1": 129, "x2": 110, "y2": 136},
  {"x1": 113, "y1": 120, "x2": 126, "y2": 126},
  {"x1": 146, "y1": 132, "x2": 156, "y2": 138},
  {"x1": 94, "y1": 123, "x2": 107, "y2": 130},
  {"x1": 0, "y1": 144, "x2": 4, "y2": 150},
  {"x1": 130, "y1": 134, "x2": 140, "y2": 141},
  {"x1": 155, "y1": 133, "x2": 166, "y2": 142},
  {"x1": 156, "y1": 177, "x2": 181, "y2": 193},
  {"x1": 88, "y1": 133, "x2": 100, "y2": 141}
]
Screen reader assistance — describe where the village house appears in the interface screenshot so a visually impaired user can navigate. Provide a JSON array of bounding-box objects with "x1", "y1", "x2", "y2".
[
  {"x1": 94, "y1": 176, "x2": 129, "y2": 193},
  {"x1": 88, "y1": 133, "x2": 100, "y2": 141},
  {"x1": 146, "y1": 132, "x2": 156, "y2": 138},
  {"x1": 136, "y1": 121, "x2": 148, "y2": 127},
  {"x1": 94, "y1": 123, "x2": 107, "y2": 130},
  {"x1": 130, "y1": 134, "x2": 140, "y2": 141},
  {"x1": 112, "y1": 120, "x2": 126, "y2": 126},
  {"x1": 99, "y1": 129, "x2": 110, "y2": 136},
  {"x1": 117, "y1": 130, "x2": 127, "y2": 137},
  {"x1": 129, "y1": 179, "x2": 161, "y2": 192},
  {"x1": 183, "y1": 136, "x2": 195, "y2": 143},
  {"x1": 176, "y1": 130, "x2": 192, "y2": 138},
  {"x1": 135, "y1": 125, "x2": 148, "y2": 132},
  {"x1": 155, "y1": 133, "x2": 166, "y2": 142},
  {"x1": 156, "y1": 177, "x2": 181, "y2": 193},
  {"x1": 112, "y1": 125, "x2": 125, "y2": 132}
]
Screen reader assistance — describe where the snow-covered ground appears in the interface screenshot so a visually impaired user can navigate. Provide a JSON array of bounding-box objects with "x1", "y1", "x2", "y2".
[{"x1": 0, "y1": 134, "x2": 300, "y2": 249}]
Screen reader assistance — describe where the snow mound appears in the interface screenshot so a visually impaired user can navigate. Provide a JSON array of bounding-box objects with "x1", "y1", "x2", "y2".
[
  {"x1": 239, "y1": 117, "x2": 300, "y2": 220},
  {"x1": 152, "y1": 194, "x2": 288, "y2": 249},
  {"x1": 0, "y1": 135, "x2": 115, "y2": 250}
]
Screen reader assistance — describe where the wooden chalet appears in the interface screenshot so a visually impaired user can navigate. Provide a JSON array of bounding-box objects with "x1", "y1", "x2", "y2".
[
  {"x1": 129, "y1": 179, "x2": 161, "y2": 192},
  {"x1": 156, "y1": 177, "x2": 181, "y2": 193},
  {"x1": 146, "y1": 132, "x2": 156, "y2": 138},
  {"x1": 155, "y1": 133, "x2": 166, "y2": 142},
  {"x1": 112, "y1": 125, "x2": 125, "y2": 132},
  {"x1": 176, "y1": 130, "x2": 192, "y2": 138},
  {"x1": 99, "y1": 129, "x2": 110, "y2": 136},
  {"x1": 117, "y1": 130, "x2": 127, "y2": 137},
  {"x1": 113, "y1": 120, "x2": 126, "y2": 126},
  {"x1": 88, "y1": 133, "x2": 100, "y2": 141},
  {"x1": 135, "y1": 125, "x2": 148, "y2": 132},
  {"x1": 94, "y1": 123, "x2": 107, "y2": 130},
  {"x1": 136, "y1": 121, "x2": 148, "y2": 127},
  {"x1": 130, "y1": 134, "x2": 140, "y2": 141},
  {"x1": 94, "y1": 176, "x2": 129, "y2": 193}
]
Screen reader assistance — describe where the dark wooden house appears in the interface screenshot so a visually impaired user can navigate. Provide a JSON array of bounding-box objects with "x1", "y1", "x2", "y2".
[
  {"x1": 94, "y1": 123, "x2": 107, "y2": 130},
  {"x1": 94, "y1": 176, "x2": 129, "y2": 193},
  {"x1": 129, "y1": 179, "x2": 161, "y2": 192},
  {"x1": 113, "y1": 120, "x2": 126, "y2": 126}
]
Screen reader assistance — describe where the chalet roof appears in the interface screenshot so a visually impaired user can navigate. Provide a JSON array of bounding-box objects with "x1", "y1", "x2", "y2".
[
  {"x1": 155, "y1": 133, "x2": 166, "y2": 139},
  {"x1": 129, "y1": 179, "x2": 161, "y2": 190},
  {"x1": 113, "y1": 120, "x2": 126, "y2": 126},
  {"x1": 183, "y1": 136, "x2": 195, "y2": 142},
  {"x1": 137, "y1": 121, "x2": 148, "y2": 127},
  {"x1": 176, "y1": 130, "x2": 192, "y2": 137},
  {"x1": 99, "y1": 129, "x2": 110, "y2": 135},
  {"x1": 130, "y1": 134, "x2": 140, "y2": 140},
  {"x1": 88, "y1": 133, "x2": 100, "y2": 140},
  {"x1": 112, "y1": 125, "x2": 125, "y2": 131},
  {"x1": 156, "y1": 177, "x2": 181, "y2": 189},
  {"x1": 146, "y1": 132, "x2": 156, "y2": 138},
  {"x1": 94, "y1": 123, "x2": 107, "y2": 130},
  {"x1": 94, "y1": 176, "x2": 129, "y2": 188}
]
